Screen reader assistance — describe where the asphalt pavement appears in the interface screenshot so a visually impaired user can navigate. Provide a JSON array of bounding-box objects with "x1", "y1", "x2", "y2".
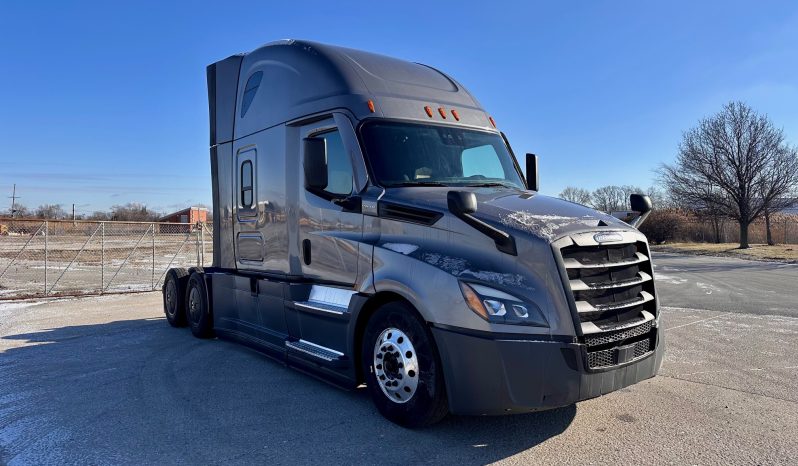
[{"x1": 1, "y1": 252, "x2": 796, "y2": 465}]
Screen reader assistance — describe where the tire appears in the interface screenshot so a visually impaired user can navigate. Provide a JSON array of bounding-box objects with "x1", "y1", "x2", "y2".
[
  {"x1": 186, "y1": 272, "x2": 214, "y2": 339},
  {"x1": 163, "y1": 268, "x2": 189, "y2": 327},
  {"x1": 361, "y1": 301, "x2": 448, "y2": 428}
]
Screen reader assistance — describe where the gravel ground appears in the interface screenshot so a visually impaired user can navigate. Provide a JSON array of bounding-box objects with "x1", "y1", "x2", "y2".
[{"x1": 1, "y1": 253, "x2": 796, "y2": 465}]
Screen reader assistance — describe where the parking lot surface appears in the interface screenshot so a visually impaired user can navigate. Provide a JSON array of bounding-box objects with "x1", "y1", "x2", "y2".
[{"x1": 1, "y1": 252, "x2": 797, "y2": 465}]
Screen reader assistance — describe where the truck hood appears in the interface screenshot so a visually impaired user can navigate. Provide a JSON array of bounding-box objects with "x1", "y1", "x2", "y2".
[{"x1": 381, "y1": 186, "x2": 629, "y2": 242}]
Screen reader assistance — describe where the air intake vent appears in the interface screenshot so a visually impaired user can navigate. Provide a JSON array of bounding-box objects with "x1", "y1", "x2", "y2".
[{"x1": 378, "y1": 202, "x2": 443, "y2": 225}]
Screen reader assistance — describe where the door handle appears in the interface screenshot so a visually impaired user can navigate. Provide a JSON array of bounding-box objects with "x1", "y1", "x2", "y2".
[{"x1": 302, "y1": 239, "x2": 312, "y2": 265}]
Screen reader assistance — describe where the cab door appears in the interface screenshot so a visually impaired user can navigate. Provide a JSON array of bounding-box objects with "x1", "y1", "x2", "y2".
[{"x1": 297, "y1": 118, "x2": 363, "y2": 286}]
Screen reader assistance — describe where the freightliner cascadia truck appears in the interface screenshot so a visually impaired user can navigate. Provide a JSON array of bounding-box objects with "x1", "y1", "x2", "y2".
[{"x1": 162, "y1": 39, "x2": 663, "y2": 427}]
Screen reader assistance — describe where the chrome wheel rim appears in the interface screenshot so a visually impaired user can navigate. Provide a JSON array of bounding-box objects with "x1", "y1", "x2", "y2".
[
  {"x1": 373, "y1": 327, "x2": 419, "y2": 404},
  {"x1": 188, "y1": 286, "x2": 201, "y2": 322},
  {"x1": 165, "y1": 280, "x2": 177, "y2": 316}
]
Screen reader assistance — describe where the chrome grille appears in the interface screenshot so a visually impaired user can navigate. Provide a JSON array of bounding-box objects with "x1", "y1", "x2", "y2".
[
  {"x1": 561, "y1": 240, "x2": 656, "y2": 325},
  {"x1": 555, "y1": 235, "x2": 659, "y2": 370}
]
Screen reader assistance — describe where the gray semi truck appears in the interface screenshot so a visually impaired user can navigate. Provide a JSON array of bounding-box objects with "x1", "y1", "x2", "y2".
[{"x1": 162, "y1": 39, "x2": 664, "y2": 427}]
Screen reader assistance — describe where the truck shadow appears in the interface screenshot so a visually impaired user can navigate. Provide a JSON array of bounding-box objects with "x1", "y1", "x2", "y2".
[{"x1": 1, "y1": 317, "x2": 576, "y2": 465}]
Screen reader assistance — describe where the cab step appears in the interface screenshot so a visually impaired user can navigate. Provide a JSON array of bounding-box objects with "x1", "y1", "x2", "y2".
[{"x1": 286, "y1": 339, "x2": 348, "y2": 368}]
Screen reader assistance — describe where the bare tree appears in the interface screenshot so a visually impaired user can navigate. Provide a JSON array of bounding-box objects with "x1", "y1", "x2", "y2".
[
  {"x1": 34, "y1": 204, "x2": 67, "y2": 219},
  {"x1": 558, "y1": 186, "x2": 592, "y2": 205},
  {"x1": 661, "y1": 102, "x2": 798, "y2": 248},
  {"x1": 110, "y1": 203, "x2": 160, "y2": 221},
  {"x1": 5, "y1": 203, "x2": 29, "y2": 218},
  {"x1": 589, "y1": 185, "x2": 638, "y2": 212}
]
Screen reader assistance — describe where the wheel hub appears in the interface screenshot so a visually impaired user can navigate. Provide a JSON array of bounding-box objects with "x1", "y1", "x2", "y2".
[
  {"x1": 373, "y1": 328, "x2": 419, "y2": 404},
  {"x1": 188, "y1": 287, "x2": 200, "y2": 320},
  {"x1": 165, "y1": 280, "x2": 176, "y2": 314}
]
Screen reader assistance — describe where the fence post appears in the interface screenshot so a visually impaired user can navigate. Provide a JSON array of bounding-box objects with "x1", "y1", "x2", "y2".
[
  {"x1": 195, "y1": 224, "x2": 201, "y2": 267},
  {"x1": 101, "y1": 222, "x2": 105, "y2": 294},
  {"x1": 44, "y1": 220, "x2": 48, "y2": 296},
  {"x1": 152, "y1": 223, "x2": 156, "y2": 290},
  {"x1": 200, "y1": 223, "x2": 205, "y2": 266}
]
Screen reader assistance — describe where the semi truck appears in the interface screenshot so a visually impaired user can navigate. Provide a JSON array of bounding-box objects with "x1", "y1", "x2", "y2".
[{"x1": 162, "y1": 39, "x2": 663, "y2": 427}]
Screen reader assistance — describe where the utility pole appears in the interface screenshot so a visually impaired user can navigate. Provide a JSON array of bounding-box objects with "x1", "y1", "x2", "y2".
[
  {"x1": 8, "y1": 184, "x2": 19, "y2": 218},
  {"x1": 72, "y1": 203, "x2": 76, "y2": 225}
]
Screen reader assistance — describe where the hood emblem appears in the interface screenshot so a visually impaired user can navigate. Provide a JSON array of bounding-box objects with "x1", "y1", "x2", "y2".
[{"x1": 593, "y1": 232, "x2": 623, "y2": 243}]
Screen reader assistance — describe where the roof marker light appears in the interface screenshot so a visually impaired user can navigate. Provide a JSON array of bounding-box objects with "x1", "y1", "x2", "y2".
[
  {"x1": 424, "y1": 106, "x2": 434, "y2": 117},
  {"x1": 367, "y1": 100, "x2": 375, "y2": 113},
  {"x1": 451, "y1": 109, "x2": 460, "y2": 121},
  {"x1": 489, "y1": 116, "x2": 496, "y2": 128},
  {"x1": 438, "y1": 107, "x2": 447, "y2": 119}
]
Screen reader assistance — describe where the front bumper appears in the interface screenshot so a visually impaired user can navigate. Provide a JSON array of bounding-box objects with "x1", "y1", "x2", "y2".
[{"x1": 431, "y1": 324, "x2": 665, "y2": 415}]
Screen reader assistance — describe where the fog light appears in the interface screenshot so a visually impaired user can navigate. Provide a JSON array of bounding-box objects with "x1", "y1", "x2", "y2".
[
  {"x1": 483, "y1": 299, "x2": 507, "y2": 317},
  {"x1": 511, "y1": 304, "x2": 529, "y2": 318}
]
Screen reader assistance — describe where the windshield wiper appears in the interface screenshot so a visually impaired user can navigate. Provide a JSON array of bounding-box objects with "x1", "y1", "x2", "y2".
[
  {"x1": 465, "y1": 182, "x2": 518, "y2": 188},
  {"x1": 386, "y1": 181, "x2": 450, "y2": 187}
]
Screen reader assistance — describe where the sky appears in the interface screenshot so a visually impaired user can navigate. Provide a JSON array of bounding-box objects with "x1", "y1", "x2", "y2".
[{"x1": 1, "y1": 1, "x2": 797, "y2": 216}]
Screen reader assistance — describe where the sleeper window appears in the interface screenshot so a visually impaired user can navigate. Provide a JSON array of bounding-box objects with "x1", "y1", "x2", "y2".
[
  {"x1": 241, "y1": 160, "x2": 253, "y2": 208},
  {"x1": 240, "y1": 71, "x2": 263, "y2": 118}
]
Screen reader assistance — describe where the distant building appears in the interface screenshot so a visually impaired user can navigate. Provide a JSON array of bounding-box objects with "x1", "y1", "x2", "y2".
[{"x1": 159, "y1": 206, "x2": 208, "y2": 224}]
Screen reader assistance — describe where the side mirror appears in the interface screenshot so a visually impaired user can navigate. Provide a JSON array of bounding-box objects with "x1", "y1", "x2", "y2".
[
  {"x1": 447, "y1": 191, "x2": 477, "y2": 215},
  {"x1": 525, "y1": 153, "x2": 539, "y2": 191},
  {"x1": 628, "y1": 194, "x2": 653, "y2": 229},
  {"x1": 303, "y1": 138, "x2": 328, "y2": 190}
]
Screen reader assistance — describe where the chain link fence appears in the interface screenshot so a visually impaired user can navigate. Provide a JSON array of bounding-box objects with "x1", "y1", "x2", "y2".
[{"x1": 0, "y1": 219, "x2": 213, "y2": 300}]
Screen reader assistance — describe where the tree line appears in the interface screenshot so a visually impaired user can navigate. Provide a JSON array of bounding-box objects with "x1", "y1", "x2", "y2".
[
  {"x1": 559, "y1": 102, "x2": 798, "y2": 249},
  {"x1": 4, "y1": 202, "x2": 165, "y2": 222}
]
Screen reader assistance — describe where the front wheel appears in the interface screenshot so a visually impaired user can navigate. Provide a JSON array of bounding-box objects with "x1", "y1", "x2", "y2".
[{"x1": 361, "y1": 301, "x2": 448, "y2": 428}]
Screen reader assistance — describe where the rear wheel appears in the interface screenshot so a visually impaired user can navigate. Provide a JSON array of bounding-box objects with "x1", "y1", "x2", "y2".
[
  {"x1": 361, "y1": 301, "x2": 448, "y2": 428},
  {"x1": 186, "y1": 272, "x2": 214, "y2": 339},
  {"x1": 163, "y1": 268, "x2": 189, "y2": 327}
]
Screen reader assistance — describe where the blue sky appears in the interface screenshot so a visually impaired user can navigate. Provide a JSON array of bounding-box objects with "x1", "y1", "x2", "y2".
[{"x1": 1, "y1": 1, "x2": 797, "y2": 215}]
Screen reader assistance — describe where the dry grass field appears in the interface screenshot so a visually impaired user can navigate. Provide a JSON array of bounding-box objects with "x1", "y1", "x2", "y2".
[{"x1": 652, "y1": 242, "x2": 798, "y2": 262}]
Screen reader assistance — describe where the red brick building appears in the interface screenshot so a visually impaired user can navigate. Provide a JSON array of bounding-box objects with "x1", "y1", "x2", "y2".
[{"x1": 159, "y1": 206, "x2": 208, "y2": 224}]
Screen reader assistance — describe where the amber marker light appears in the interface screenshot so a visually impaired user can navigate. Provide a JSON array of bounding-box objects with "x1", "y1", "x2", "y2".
[
  {"x1": 438, "y1": 107, "x2": 447, "y2": 119},
  {"x1": 424, "y1": 106, "x2": 434, "y2": 117},
  {"x1": 489, "y1": 116, "x2": 496, "y2": 128},
  {"x1": 451, "y1": 109, "x2": 460, "y2": 121},
  {"x1": 459, "y1": 282, "x2": 489, "y2": 321},
  {"x1": 367, "y1": 100, "x2": 375, "y2": 113}
]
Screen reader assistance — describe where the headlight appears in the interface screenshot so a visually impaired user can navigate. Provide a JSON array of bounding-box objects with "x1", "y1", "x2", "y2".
[{"x1": 459, "y1": 281, "x2": 548, "y2": 327}]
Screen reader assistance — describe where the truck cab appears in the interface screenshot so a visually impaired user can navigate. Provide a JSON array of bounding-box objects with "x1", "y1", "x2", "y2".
[{"x1": 162, "y1": 39, "x2": 664, "y2": 427}]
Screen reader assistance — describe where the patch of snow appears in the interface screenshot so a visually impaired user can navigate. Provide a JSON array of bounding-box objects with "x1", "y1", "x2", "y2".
[
  {"x1": 457, "y1": 269, "x2": 526, "y2": 288},
  {"x1": 0, "y1": 301, "x2": 38, "y2": 312},
  {"x1": 382, "y1": 243, "x2": 419, "y2": 255},
  {"x1": 501, "y1": 211, "x2": 600, "y2": 239}
]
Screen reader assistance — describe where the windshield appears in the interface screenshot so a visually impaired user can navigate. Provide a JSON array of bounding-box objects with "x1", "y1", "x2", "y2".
[{"x1": 360, "y1": 121, "x2": 525, "y2": 188}]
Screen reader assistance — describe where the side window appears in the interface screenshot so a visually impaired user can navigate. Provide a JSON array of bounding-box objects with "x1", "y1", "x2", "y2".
[
  {"x1": 240, "y1": 160, "x2": 254, "y2": 208},
  {"x1": 461, "y1": 144, "x2": 505, "y2": 179},
  {"x1": 240, "y1": 71, "x2": 263, "y2": 118},
  {"x1": 315, "y1": 130, "x2": 353, "y2": 196}
]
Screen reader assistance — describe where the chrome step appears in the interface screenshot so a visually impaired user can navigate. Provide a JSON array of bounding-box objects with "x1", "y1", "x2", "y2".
[{"x1": 286, "y1": 339, "x2": 346, "y2": 365}]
